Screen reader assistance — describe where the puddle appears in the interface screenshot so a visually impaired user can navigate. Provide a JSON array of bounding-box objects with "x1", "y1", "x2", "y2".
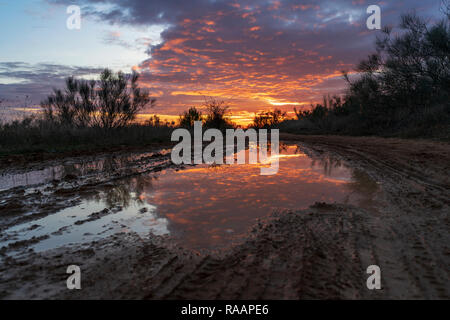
[
  {"x1": 0, "y1": 149, "x2": 171, "y2": 191},
  {"x1": 0, "y1": 143, "x2": 380, "y2": 254},
  {"x1": 1, "y1": 193, "x2": 169, "y2": 253}
]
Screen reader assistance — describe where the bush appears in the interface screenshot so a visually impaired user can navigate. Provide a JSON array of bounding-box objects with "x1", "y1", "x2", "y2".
[
  {"x1": 178, "y1": 99, "x2": 235, "y2": 130},
  {"x1": 252, "y1": 109, "x2": 287, "y2": 128},
  {"x1": 41, "y1": 69, "x2": 156, "y2": 129},
  {"x1": 0, "y1": 116, "x2": 173, "y2": 155},
  {"x1": 283, "y1": 11, "x2": 450, "y2": 138},
  {"x1": 203, "y1": 99, "x2": 234, "y2": 130},
  {"x1": 179, "y1": 107, "x2": 203, "y2": 128}
]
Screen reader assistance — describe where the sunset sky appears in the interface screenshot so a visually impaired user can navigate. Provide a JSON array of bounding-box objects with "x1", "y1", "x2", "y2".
[{"x1": 0, "y1": 0, "x2": 444, "y2": 125}]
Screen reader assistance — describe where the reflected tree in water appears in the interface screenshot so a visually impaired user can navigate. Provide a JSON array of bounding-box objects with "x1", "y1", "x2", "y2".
[{"x1": 345, "y1": 169, "x2": 379, "y2": 206}]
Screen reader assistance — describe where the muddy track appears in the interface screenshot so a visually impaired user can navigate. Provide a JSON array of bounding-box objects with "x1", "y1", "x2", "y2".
[
  {"x1": 0, "y1": 151, "x2": 175, "y2": 232},
  {"x1": 0, "y1": 135, "x2": 449, "y2": 299}
]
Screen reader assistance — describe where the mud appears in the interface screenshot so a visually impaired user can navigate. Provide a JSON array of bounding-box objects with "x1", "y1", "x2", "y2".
[{"x1": 0, "y1": 135, "x2": 449, "y2": 299}]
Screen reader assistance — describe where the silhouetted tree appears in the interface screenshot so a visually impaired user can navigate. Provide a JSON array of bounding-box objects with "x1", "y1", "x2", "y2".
[
  {"x1": 41, "y1": 69, "x2": 155, "y2": 128},
  {"x1": 349, "y1": 12, "x2": 450, "y2": 112},
  {"x1": 288, "y1": 10, "x2": 449, "y2": 136},
  {"x1": 179, "y1": 107, "x2": 203, "y2": 128},
  {"x1": 441, "y1": 0, "x2": 450, "y2": 19},
  {"x1": 253, "y1": 108, "x2": 287, "y2": 128},
  {"x1": 203, "y1": 99, "x2": 233, "y2": 129}
]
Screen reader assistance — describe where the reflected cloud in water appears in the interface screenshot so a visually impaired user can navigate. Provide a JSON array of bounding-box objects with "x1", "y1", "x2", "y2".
[
  {"x1": 101, "y1": 144, "x2": 380, "y2": 249},
  {"x1": 1, "y1": 144, "x2": 381, "y2": 252}
]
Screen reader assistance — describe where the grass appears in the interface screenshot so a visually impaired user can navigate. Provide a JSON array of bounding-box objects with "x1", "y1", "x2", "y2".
[
  {"x1": 0, "y1": 117, "x2": 174, "y2": 156},
  {"x1": 276, "y1": 103, "x2": 450, "y2": 141}
]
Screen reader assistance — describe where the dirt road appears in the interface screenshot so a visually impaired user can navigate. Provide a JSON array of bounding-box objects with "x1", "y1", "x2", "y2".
[{"x1": 0, "y1": 135, "x2": 449, "y2": 299}]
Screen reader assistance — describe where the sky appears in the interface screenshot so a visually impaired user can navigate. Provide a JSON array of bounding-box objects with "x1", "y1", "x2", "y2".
[{"x1": 0, "y1": 0, "x2": 445, "y2": 125}]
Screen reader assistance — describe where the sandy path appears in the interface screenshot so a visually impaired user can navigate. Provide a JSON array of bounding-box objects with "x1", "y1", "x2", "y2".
[{"x1": 0, "y1": 135, "x2": 449, "y2": 299}]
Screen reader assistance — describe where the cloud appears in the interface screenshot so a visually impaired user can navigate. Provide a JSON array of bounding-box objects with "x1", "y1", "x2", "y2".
[
  {"x1": 10, "y1": 0, "x2": 445, "y2": 121},
  {"x1": 0, "y1": 62, "x2": 103, "y2": 108},
  {"x1": 0, "y1": 62, "x2": 103, "y2": 83}
]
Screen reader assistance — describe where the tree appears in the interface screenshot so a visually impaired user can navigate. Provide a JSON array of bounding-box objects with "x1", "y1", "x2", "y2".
[
  {"x1": 41, "y1": 69, "x2": 155, "y2": 128},
  {"x1": 179, "y1": 107, "x2": 203, "y2": 128},
  {"x1": 253, "y1": 108, "x2": 287, "y2": 128},
  {"x1": 203, "y1": 99, "x2": 233, "y2": 129},
  {"x1": 441, "y1": 0, "x2": 450, "y2": 19},
  {"x1": 350, "y1": 12, "x2": 450, "y2": 111}
]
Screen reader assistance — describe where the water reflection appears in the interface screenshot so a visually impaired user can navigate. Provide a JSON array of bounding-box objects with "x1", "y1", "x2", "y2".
[
  {"x1": 1, "y1": 175, "x2": 169, "y2": 253},
  {"x1": 0, "y1": 150, "x2": 170, "y2": 191},
  {"x1": 82, "y1": 144, "x2": 380, "y2": 250},
  {"x1": 346, "y1": 169, "x2": 380, "y2": 207},
  {"x1": 91, "y1": 175, "x2": 157, "y2": 208},
  {"x1": 1, "y1": 143, "x2": 381, "y2": 253}
]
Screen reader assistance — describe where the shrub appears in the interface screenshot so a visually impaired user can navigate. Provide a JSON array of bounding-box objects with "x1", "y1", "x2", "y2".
[
  {"x1": 203, "y1": 99, "x2": 234, "y2": 130},
  {"x1": 179, "y1": 107, "x2": 203, "y2": 128},
  {"x1": 283, "y1": 11, "x2": 450, "y2": 138},
  {"x1": 252, "y1": 109, "x2": 287, "y2": 128},
  {"x1": 41, "y1": 69, "x2": 156, "y2": 129}
]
